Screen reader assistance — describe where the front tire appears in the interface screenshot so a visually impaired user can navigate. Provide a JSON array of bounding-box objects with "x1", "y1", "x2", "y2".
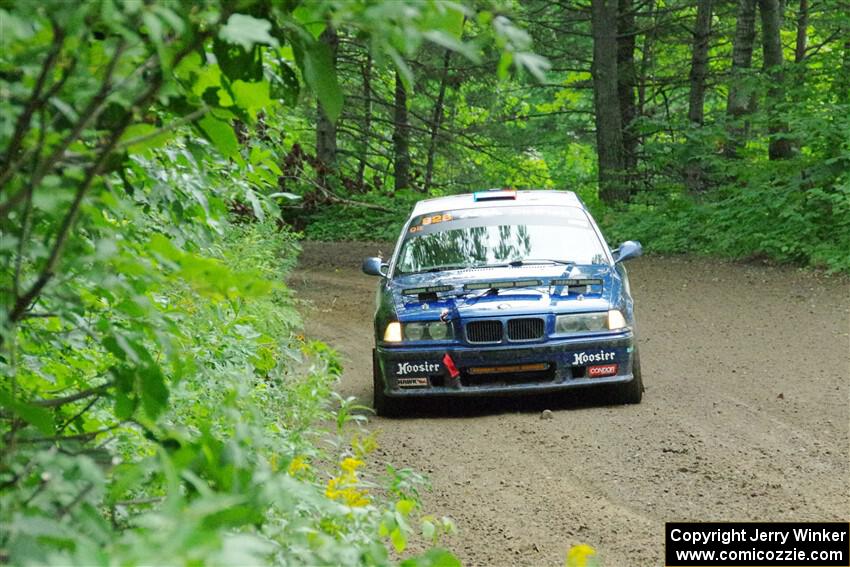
[
  {"x1": 617, "y1": 346, "x2": 644, "y2": 404},
  {"x1": 373, "y1": 349, "x2": 401, "y2": 417}
]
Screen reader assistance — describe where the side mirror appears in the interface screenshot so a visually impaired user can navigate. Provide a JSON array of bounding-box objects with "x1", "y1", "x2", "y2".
[
  {"x1": 362, "y1": 257, "x2": 388, "y2": 277},
  {"x1": 614, "y1": 240, "x2": 643, "y2": 263}
]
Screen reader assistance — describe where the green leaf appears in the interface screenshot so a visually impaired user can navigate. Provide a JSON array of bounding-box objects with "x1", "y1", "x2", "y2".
[
  {"x1": 192, "y1": 63, "x2": 223, "y2": 97},
  {"x1": 142, "y1": 12, "x2": 163, "y2": 49},
  {"x1": 400, "y1": 549, "x2": 461, "y2": 567},
  {"x1": 174, "y1": 51, "x2": 202, "y2": 81},
  {"x1": 395, "y1": 499, "x2": 416, "y2": 516},
  {"x1": 513, "y1": 51, "x2": 551, "y2": 82},
  {"x1": 292, "y1": 5, "x2": 326, "y2": 38},
  {"x1": 422, "y1": 30, "x2": 479, "y2": 62},
  {"x1": 147, "y1": 233, "x2": 182, "y2": 263},
  {"x1": 114, "y1": 392, "x2": 136, "y2": 420},
  {"x1": 0, "y1": 390, "x2": 54, "y2": 436},
  {"x1": 390, "y1": 526, "x2": 407, "y2": 553},
  {"x1": 497, "y1": 52, "x2": 513, "y2": 80},
  {"x1": 219, "y1": 14, "x2": 278, "y2": 51},
  {"x1": 423, "y1": 4, "x2": 466, "y2": 38},
  {"x1": 197, "y1": 115, "x2": 239, "y2": 159},
  {"x1": 421, "y1": 519, "x2": 436, "y2": 541},
  {"x1": 268, "y1": 192, "x2": 301, "y2": 201},
  {"x1": 120, "y1": 123, "x2": 172, "y2": 153},
  {"x1": 244, "y1": 188, "x2": 265, "y2": 221},
  {"x1": 231, "y1": 80, "x2": 272, "y2": 122},
  {"x1": 298, "y1": 40, "x2": 342, "y2": 122},
  {"x1": 139, "y1": 364, "x2": 168, "y2": 419},
  {"x1": 387, "y1": 49, "x2": 413, "y2": 95},
  {"x1": 213, "y1": 38, "x2": 264, "y2": 83}
]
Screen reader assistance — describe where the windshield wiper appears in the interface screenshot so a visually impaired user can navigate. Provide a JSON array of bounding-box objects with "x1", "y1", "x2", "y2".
[{"x1": 508, "y1": 258, "x2": 574, "y2": 267}]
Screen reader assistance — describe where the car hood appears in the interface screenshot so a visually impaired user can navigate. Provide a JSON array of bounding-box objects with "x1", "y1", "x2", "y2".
[{"x1": 389, "y1": 264, "x2": 619, "y2": 321}]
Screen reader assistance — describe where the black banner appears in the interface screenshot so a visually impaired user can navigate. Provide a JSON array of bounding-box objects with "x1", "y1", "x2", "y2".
[{"x1": 666, "y1": 522, "x2": 849, "y2": 566}]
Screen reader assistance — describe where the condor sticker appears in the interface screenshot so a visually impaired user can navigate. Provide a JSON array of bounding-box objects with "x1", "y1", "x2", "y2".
[
  {"x1": 397, "y1": 376, "x2": 429, "y2": 388},
  {"x1": 571, "y1": 350, "x2": 617, "y2": 366},
  {"x1": 588, "y1": 364, "x2": 618, "y2": 378},
  {"x1": 396, "y1": 361, "x2": 441, "y2": 375}
]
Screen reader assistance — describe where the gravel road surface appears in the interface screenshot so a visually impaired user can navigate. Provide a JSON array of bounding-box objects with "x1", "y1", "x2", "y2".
[{"x1": 290, "y1": 241, "x2": 849, "y2": 566}]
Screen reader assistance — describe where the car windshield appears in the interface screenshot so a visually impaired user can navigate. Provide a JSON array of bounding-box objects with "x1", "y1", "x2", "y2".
[{"x1": 394, "y1": 205, "x2": 608, "y2": 275}]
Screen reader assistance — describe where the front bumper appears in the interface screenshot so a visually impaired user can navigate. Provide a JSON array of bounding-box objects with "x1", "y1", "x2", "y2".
[{"x1": 376, "y1": 332, "x2": 636, "y2": 398}]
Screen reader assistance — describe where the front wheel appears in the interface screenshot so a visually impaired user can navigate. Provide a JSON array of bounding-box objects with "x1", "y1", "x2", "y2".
[
  {"x1": 373, "y1": 349, "x2": 402, "y2": 417},
  {"x1": 617, "y1": 346, "x2": 644, "y2": 404}
]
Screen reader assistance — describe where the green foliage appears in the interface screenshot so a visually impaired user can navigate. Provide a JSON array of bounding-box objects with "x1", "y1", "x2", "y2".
[
  {"x1": 276, "y1": 0, "x2": 850, "y2": 274},
  {"x1": 1, "y1": 1, "x2": 481, "y2": 564},
  {"x1": 602, "y1": 171, "x2": 850, "y2": 272},
  {"x1": 601, "y1": 70, "x2": 850, "y2": 272},
  {"x1": 300, "y1": 191, "x2": 425, "y2": 241},
  {"x1": 1, "y1": 143, "x2": 454, "y2": 564}
]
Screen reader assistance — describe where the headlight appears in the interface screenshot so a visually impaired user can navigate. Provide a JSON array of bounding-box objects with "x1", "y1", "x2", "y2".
[
  {"x1": 427, "y1": 321, "x2": 450, "y2": 340},
  {"x1": 407, "y1": 321, "x2": 453, "y2": 341},
  {"x1": 607, "y1": 309, "x2": 627, "y2": 330},
  {"x1": 555, "y1": 310, "x2": 628, "y2": 333},
  {"x1": 385, "y1": 321, "x2": 453, "y2": 342},
  {"x1": 404, "y1": 322, "x2": 426, "y2": 341},
  {"x1": 384, "y1": 322, "x2": 402, "y2": 342}
]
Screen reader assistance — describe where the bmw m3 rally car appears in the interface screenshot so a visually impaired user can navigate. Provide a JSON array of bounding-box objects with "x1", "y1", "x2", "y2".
[{"x1": 362, "y1": 189, "x2": 644, "y2": 416}]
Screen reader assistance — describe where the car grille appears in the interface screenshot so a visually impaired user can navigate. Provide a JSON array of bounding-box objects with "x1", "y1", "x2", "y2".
[
  {"x1": 507, "y1": 318, "x2": 545, "y2": 341},
  {"x1": 466, "y1": 320, "x2": 503, "y2": 343},
  {"x1": 465, "y1": 318, "x2": 546, "y2": 343}
]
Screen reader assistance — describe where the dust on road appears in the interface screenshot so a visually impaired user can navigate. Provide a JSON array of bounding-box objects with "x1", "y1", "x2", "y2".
[{"x1": 290, "y1": 241, "x2": 850, "y2": 567}]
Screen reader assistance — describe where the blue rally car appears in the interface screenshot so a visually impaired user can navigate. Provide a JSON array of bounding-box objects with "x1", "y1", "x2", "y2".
[{"x1": 361, "y1": 189, "x2": 644, "y2": 416}]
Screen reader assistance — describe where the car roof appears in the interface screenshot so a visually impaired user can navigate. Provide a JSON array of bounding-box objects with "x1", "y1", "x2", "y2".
[{"x1": 411, "y1": 190, "x2": 584, "y2": 216}]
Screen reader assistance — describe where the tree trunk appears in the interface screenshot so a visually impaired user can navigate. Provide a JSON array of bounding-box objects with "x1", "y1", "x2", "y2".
[
  {"x1": 688, "y1": 0, "x2": 713, "y2": 126},
  {"x1": 684, "y1": 0, "x2": 713, "y2": 193},
  {"x1": 724, "y1": 0, "x2": 757, "y2": 158},
  {"x1": 759, "y1": 0, "x2": 793, "y2": 159},
  {"x1": 794, "y1": 0, "x2": 808, "y2": 63},
  {"x1": 316, "y1": 25, "x2": 339, "y2": 180},
  {"x1": 423, "y1": 50, "x2": 452, "y2": 194},
  {"x1": 637, "y1": 0, "x2": 656, "y2": 118},
  {"x1": 591, "y1": 0, "x2": 627, "y2": 204},
  {"x1": 356, "y1": 52, "x2": 372, "y2": 190},
  {"x1": 392, "y1": 71, "x2": 411, "y2": 191},
  {"x1": 617, "y1": 0, "x2": 638, "y2": 180}
]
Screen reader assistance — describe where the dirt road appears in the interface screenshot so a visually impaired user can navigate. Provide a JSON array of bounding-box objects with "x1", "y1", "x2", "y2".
[{"x1": 290, "y1": 241, "x2": 850, "y2": 567}]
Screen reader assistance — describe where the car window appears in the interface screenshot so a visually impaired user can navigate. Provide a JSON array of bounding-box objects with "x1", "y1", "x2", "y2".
[{"x1": 394, "y1": 206, "x2": 608, "y2": 275}]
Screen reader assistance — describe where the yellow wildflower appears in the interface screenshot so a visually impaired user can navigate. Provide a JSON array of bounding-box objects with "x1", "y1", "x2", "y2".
[
  {"x1": 340, "y1": 457, "x2": 364, "y2": 474},
  {"x1": 340, "y1": 486, "x2": 370, "y2": 507},
  {"x1": 325, "y1": 458, "x2": 371, "y2": 507},
  {"x1": 287, "y1": 456, "x2": 309, "y2": 476},
  {"x1": 566, "y1": 544, "x2": 598, "y2": 567},
  {"x1": 326, "y1": 477, "x2": 341, "y2": 499}
]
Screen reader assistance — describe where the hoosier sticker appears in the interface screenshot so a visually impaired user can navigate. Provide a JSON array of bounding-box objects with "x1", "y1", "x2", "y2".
[
  {"x1": 396, "y1": 361, "x2": 440, "y2": 375},
  {"x1": 571, "y1": 350, "x2": 616, "y2": 366}
]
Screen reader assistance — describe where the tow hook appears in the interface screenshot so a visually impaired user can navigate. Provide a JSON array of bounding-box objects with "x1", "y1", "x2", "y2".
[{"x1": 443, "y1": 352, "x2": 461, "y2": 388}]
